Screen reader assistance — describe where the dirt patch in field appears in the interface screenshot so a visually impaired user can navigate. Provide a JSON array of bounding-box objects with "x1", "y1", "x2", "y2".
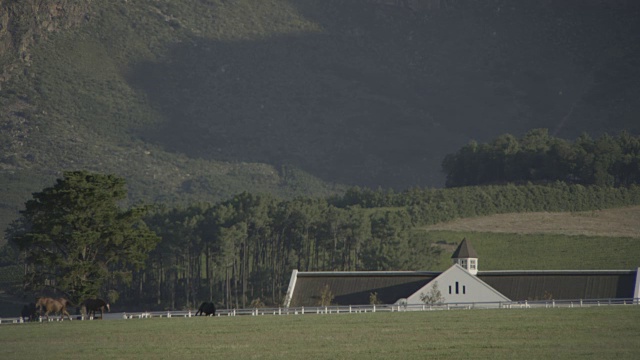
[{"x1": 424, "y1": 206, "x2": 640, "y2": 238}]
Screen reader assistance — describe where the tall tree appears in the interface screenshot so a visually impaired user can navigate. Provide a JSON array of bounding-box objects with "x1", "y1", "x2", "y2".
[{"x1": 8, "y1": 171, "x2": 160, "y2": 303}]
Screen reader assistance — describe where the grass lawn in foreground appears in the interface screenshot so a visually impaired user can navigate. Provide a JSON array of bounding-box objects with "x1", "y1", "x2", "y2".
[{"x1": 1, "y1": 307, "x2": 638, "y2": 359}]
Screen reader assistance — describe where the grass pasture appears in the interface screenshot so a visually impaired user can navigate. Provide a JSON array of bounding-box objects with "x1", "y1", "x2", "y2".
[
  {"x1": 426, "y1": 231, "x2": 640, "y2": 271},
  {"x1": 419, "y1": 206, "x2": 640, "y2": 271},
  {"x1": 1, "y1": 307, "x2": 639, "y2": 359},
  {"x1": 424, "y1": 206, "x2": 640, "y2": 238}
]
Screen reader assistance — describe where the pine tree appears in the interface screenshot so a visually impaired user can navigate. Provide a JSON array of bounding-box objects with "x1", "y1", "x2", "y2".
[{"x1": 8, "y1": 171, "x2": 160, "y2": 302}]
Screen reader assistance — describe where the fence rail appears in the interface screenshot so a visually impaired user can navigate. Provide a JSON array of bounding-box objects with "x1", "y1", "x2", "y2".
[{"x1": 2, "y1": 298, "x2": 638, "y2": 325}]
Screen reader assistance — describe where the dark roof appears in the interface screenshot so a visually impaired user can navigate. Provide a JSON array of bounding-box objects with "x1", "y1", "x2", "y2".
[
  {"x1": 287, "y1": 269, "x2": 638, "y2": 306},
  {"x1": 289, "y1": 271, "x2": 438, "y2": 307},
  {"x1": 478, "y1": 270, "x2": 637, "y2": 301},
  {"x1": 451, "y1": 238, "x2": 478, "y2": 258}
]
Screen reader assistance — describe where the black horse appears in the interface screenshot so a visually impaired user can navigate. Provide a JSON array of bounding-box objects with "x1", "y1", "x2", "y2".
[
  {"x1": 195, "y1": 302, "x2": 216, "y2": 316},
  {"x1": 80, "y1": 298, "x2": 110, "y2": 319},
  {"x1": 21, "y1": 302, "x2": 38, "y2": 322}
]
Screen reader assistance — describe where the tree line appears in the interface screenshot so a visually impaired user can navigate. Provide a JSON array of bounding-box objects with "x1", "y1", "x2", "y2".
[
  {"x1": 5, "y1": 166, "x2": 640, "y2": 311},
  {"x1": 441, "y1": 129, "x2": 640, "y2": 188}
]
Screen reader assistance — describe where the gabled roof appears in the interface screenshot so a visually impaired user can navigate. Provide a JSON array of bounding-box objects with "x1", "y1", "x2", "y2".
[
  {"x1": 478, "y1": 270, "x2": 637, "y2": 301},
  {"x1": 287, "y1": 271, "x2": 439, "y2": 307},
  {"x1": 451, "y1": 238, "x2": 478, "y2": 258},
  {"x1": 285, "y1": 268, "x2": 639, "y2": 306}
]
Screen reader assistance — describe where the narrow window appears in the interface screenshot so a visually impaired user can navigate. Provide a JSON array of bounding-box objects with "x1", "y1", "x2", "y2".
[
  {"x1": 455, "y1": 281, "x2": 459, "y2": 294},
  {"x1": 449, "y1": 285, "x2": 452, "y2": 294},
  {"x1": 463, "y1": 286, "x2": 466, "y2": 294}
]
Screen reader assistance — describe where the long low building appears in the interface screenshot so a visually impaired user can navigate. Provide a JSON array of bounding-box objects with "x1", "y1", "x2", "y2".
[{"x1": 284, "y1": 239, "x2": 640, "y2": 307}]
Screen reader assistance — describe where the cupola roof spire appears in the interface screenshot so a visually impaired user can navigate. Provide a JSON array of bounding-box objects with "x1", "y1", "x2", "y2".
[{"x1": 451, "y1": 238, "x2": 478, "y2": 259}]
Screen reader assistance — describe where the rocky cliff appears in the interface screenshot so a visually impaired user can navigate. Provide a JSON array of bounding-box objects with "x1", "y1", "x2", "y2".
[{"x1": 0, "y1": 0, "x2": 91, "y2": 85}]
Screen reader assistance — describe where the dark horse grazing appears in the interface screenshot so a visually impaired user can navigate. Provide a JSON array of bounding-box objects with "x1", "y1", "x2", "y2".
[
  {"x1": 35, "y1": 297, "x2": 73, "y2": 321},
  {"x1": 195, "y1": 302, "x2": 216, "y2": 316},
  {"x1": 80, "y1": 298, "x2": 110, "y2": 319},
  {"x1": 21, "y1": 302, "x2": 38, "y2": 322}
]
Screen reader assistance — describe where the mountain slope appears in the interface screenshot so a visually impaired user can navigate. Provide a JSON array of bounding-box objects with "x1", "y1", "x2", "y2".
[{"x1": 1, "y1": 0, "x2": 639, "y2": 241}]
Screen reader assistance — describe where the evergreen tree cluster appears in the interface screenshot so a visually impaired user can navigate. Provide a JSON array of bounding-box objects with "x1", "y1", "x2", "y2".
[
  {"x1": 332, "y1": 183, "x2": 640, "y2": 224},
  {"x1": 136, "y1": 193, "x2": 435, "y2": 310},
  {"x1": 441, "y1": 129, "x2": 640, "y2": 188},
  {"x1": 6, "y1": 172, "x2": 640, "y2": 311},
  {"x1": 133, "y1": 183, "x2": 640, "y2": 310}
]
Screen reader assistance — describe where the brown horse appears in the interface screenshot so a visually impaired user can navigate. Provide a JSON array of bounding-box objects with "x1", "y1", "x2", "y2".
[
  {"x1": 80, "y1": 298, "x2": 110, "y2": 319},
  {"x1": 35, "y1": 297, "x2": 73, "y2": 321}
]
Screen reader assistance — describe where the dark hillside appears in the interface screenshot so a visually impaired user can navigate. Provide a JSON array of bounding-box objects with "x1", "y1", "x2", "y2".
[
  {"x1": 1, "y1": 0, "x2": 639, "y2": 241},
  {"x1": 131, "y1": 0, "x2": 640, "y2": 188}
]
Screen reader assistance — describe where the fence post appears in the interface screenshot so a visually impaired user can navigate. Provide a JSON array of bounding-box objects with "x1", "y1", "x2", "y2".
[
  {"x1": 302, "y1": 307, "x2": 305, "y2": 315},
  {"x1": 349, "y1": 305, "x2": 352, "y2": 314},
  {"x1": 580, "y1": 299, "x2": 583, "y2": 307},
  {"x1": 167, "y1": 312, "x2": 171, "y2": 318},
  {"x1": 373, "y1": 304, "x2": 376, "y2": 313}
]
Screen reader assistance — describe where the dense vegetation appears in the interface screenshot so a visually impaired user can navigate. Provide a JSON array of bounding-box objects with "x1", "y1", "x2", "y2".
[
  {"x1": 8, "y1": 171, "x2": 159, "y2": 303},
  {"x1": 442, "y1": 129, "x2": 640, "y2": 187},
  {"x1": 1, "y1": 0, "x2": 640, "y2": 244},
  {"x1": 13, "y1": 177, "x2": 640, "y2": 310},
  {"x1": 4, "y1": 170, "x2": 640, "y2": 311}
]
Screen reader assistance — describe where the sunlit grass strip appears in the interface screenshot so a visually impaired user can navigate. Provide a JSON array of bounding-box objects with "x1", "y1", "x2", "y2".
[
  {"x1": 0, "y1": 307, "x2": 638, "y2": 359},
  {"x1": 425, "y1": 230, "x2": 640, "y2": 271}
]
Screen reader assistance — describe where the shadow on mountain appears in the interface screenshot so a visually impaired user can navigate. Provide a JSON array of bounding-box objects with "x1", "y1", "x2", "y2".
[{"x1": 127, "y1": 1, "x2": 640, "y2": 189}]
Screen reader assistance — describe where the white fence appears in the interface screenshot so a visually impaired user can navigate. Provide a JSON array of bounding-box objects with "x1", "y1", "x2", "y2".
[{"x1": 2, "y1": 298, "x2": 638, "y2": 325}]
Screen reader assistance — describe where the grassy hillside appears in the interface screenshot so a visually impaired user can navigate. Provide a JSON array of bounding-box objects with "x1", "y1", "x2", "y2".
[
  {"x1": 420, "y1": 206, "x2": 640, "y2": 270},
  {"x1": 1, "y1": 0, "x2": 640, "y2": 241},
  {"x1": 425, "y1": 206, "x2": 640, "y2": 238},
  {"x1": 1, "y1": 308, "x2": 639, "y2": 359}
]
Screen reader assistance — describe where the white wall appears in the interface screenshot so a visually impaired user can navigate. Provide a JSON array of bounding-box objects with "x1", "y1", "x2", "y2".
[{"x1": 406, "y1": 264, "x2": 510, "y2": 304}]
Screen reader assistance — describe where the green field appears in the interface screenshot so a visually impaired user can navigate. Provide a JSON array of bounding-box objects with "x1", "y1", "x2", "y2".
[
  {"x1": 1, "y1": 307, "x2": 638, "y2": 359},
  {"x1": 425, "y1": 231, "x2": 640, "y2": 271}
]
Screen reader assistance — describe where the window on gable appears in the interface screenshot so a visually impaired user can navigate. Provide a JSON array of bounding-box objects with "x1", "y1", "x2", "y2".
[
  {"x1": 455, "y1": 281, "x2": 459, "y2": 294},
  {"x1": 463, "y1": 286, "x2": 466, "y2": 294}
]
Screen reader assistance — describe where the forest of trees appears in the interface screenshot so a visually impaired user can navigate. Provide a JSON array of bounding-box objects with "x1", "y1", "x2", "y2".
[
  {"x1": 441, "y1": 129, "x2": 640, "y2": 188},
  {"x1": 123, "y1": 182, "x2": 640, "y2": 310},
  {"x1": 4, "y1": 131, "x2": 640, "y2": 311}
]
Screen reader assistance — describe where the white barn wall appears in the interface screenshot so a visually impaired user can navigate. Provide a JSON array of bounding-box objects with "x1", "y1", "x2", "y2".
[{"x1": 405, "y1": 264, "x2": 510, "y2": 305}]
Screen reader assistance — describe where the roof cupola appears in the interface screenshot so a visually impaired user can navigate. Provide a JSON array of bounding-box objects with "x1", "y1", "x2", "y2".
[{"x1": 451, "y1": 238, "x2": 478, "y2": 275}]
